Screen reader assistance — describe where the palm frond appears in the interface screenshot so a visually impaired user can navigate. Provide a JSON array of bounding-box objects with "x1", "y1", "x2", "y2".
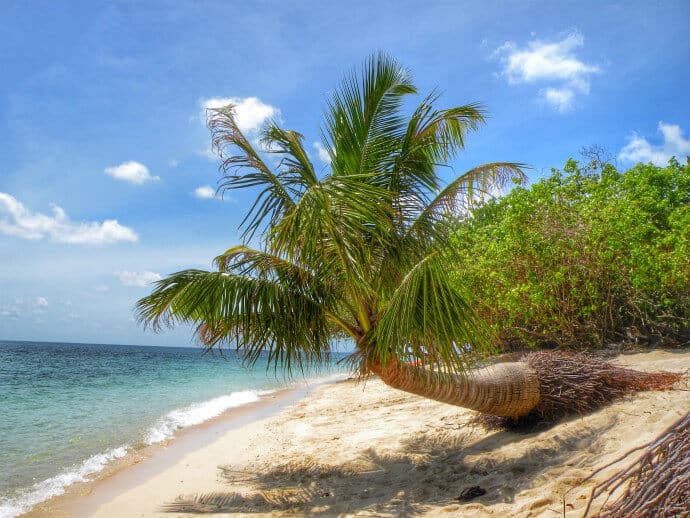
[
  {"x1": 267, "y1": 173, "x2": 395, "y2": 332},
  {"x1": 213, "y1": 245, "x2": 349, "y2": 325},
  {"x1": 372, "y1": 252, "x2": 490, "y2": 375},
  {"x1": 208, "y1": 106, "x2": 297, "y2": 240},
  {"x1": 269, "y1": 173, "x2": 392, "y2": 274},
  {"x1": 135, "y1": 269, "x2": 332, "y2": 373},
  {"x1": 366, "y1": 96, "x2": 489, "y2": 243},
  {"x1": 260, "y1": 125, "x2": 319, "y2": 187},
  {"x1": 408, "y1": 162, "x2": 527, "y2": 245},
  {"x1": 372, "y1": 162, "x2": 526, "y2": 295},
  {"x1": 324, "y1": 52, "x2": 416, "y2": 177},
  {"x1": 214, "y1": 245, "x2": 319, "y2": 294}
]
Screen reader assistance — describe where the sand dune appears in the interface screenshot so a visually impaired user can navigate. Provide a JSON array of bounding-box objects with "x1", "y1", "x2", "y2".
[{"x1": 43, "y1": 348, "x2": 689, "y2": 517}]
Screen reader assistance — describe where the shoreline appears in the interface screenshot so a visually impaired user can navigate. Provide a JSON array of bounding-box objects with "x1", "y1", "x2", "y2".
[
  {"x1": 23, "y1": 373, "x2": 346, "y2": 518},
  {"x1": 21, "y1": 349, "x2": 690, "y2": 517}
]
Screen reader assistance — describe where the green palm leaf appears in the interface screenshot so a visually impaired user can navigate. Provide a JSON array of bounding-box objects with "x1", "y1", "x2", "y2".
[
  {"x1": 208, "y1": 106, "x2": 298, "y2": 240},
  {"x1": 372, "y1": 252, "x2": 489, "y2": 374},
  {"x1": 136, "y1": 269, "x2": 332, "y2": 372},
  {"x1": 260, "y1": 125, "x2": 319, "y2": 187},
  {"x1": 408, "y1": 162, "x2": 528, "y2": 246},
  {"x1": 325, "y1": 52, "x2": 416, "y2": 178}
]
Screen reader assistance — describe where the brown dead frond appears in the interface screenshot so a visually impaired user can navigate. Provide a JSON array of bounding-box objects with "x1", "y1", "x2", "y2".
[{"x1": 583, "y1": 412, "x2": 690, "y2": 518}]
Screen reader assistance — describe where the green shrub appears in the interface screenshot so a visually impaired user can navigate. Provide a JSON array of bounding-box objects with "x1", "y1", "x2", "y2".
[{"x1": 451, "y1": 157, "x2": 690, "y2": 350}]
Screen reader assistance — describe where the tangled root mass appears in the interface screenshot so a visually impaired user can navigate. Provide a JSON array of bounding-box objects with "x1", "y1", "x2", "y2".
[{"x1": 474, "y1": 351, "x2": 681, "y2": 431}]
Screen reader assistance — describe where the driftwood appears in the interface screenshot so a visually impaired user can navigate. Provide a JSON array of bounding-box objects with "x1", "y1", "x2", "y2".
[{"x1": 582, "y1": 412, "x2": 689, "y2": 517}]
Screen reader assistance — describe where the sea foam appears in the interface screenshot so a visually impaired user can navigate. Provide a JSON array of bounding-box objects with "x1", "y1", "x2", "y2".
[
  {"x1": 144, "y1": 389, "x2": 269, "y2": 444},
  {"x1": 0, "y1": 446, "x2": 128, "y2": 518},
  {"x1": 0, "y1": 390, "x2": 271, "y2": 518}
]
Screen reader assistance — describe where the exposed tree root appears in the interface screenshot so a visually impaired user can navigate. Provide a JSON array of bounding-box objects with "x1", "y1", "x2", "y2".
[
  {"x1": 582, "y1": 412, "x2": 689, "y2": 518},
  {"x1": 472, "y1": 351, "x2": 681, "y2": 431}
]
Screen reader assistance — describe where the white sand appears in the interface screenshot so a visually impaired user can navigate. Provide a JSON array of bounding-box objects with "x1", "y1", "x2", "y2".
[{"x1": 34, "y1": 349, "x2": 689, "y2": 517}]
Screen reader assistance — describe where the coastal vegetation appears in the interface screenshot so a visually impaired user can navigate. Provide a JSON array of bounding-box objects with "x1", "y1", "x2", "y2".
[
  {"x1": 136, "y1": 54, "x2": 680, "y2": 424},
  {"x1": 451, "y1": 156, "x2": 690, "y2": 351}
]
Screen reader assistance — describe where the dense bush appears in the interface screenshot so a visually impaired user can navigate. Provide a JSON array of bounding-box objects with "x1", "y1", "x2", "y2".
[{"x1": 452, "y1": 157, "x2": 690, "y2": 350}]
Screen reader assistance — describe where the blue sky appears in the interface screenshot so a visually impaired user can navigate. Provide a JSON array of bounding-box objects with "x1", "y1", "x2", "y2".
[{"x1": 1, "y1": 0, "x2": 688, "y2": 346}]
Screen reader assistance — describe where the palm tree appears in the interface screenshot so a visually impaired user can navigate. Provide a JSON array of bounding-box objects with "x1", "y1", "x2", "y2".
[{"x1": 137, "y1": 54, "x2": 675, "y2": 421}]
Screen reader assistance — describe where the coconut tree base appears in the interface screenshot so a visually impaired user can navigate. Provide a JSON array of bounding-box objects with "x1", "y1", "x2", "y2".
[{"x1": 472, "y1": 351, "x2": 682, "y2": 431}]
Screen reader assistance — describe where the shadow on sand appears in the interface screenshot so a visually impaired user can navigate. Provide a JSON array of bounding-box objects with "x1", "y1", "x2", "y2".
[{"x1": 161, "y1": 416, "x2": 614, "y2": 516}]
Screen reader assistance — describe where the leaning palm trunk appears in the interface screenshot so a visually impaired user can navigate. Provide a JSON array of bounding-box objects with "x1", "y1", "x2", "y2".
[
  {"x1": 370, "y1": 359, "x2": 541, "y2": 418},
  {"x1": 372, "y1": 351, "x2": 681, "y2": 424}
]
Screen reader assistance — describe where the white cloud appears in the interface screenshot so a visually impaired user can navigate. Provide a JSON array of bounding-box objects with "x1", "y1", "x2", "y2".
[
  {"x1": 104, "y1": 161, "x2": 159, "y2": 184},
  {"x1": 494, "y1": 31, "x2": 599, "y2": 112},
  {"x1": 93, "y1": 284, "x2": 110, "y2": 292},
  {"x1": 32, "y1": 296, "x2": 48, "y2": 314},
  {"x1": 1, "y1": 297, "x2": 49, "y2": 318},
  {"x1": 313, "y1": 142, "x2": 331, "y2": 164},
  {"x1": 619, "y1": 122, "x2": 690, "y2": 166},
  {"x1": 200, "y1": 96, "x2": 278, "y2": 134},
  {"x1": 168, "y1": 159, "x2": 179, "y2": 168},
  {"x1": 497, "y1": 32, "x2": 598, "y2": 83},
  {"x1": 116, "y1": 270, "x2": 162, "y2": 287},
  {"x1": 194, "y1": 185, "x2": 216, "y2": 199},
  {"x1": 0, "y1": 306, "x2": 20, "y2": 319},
  {"x1": 193, "y1": 185, "x2": 234, "y2": 202},
  {"x1": 543, "y1": 87, "x2": 576, "y2": 112},
  {"x1": 0, "y1": 193, "x2": 139, "y2": 245}
]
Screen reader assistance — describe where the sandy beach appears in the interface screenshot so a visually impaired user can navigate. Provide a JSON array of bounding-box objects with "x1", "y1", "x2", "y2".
[{"x1": 31, "y1": 348, "x2": 689, "y2": 517}]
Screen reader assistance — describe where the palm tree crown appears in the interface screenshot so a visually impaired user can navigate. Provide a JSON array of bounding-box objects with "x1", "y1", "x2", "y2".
[{"x1": 136, "y1": 53, "x2": 526, "y2": 376}]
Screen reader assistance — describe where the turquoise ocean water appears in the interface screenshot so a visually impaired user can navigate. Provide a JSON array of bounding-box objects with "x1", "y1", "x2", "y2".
[{"x1": 0, "y1": 340, "x2": 345, "y2": 517}]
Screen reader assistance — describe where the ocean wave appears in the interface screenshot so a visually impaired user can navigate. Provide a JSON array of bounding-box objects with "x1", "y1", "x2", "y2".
[
  {"x1": 0, "y1": 390, "x2": 274, "y2": 518},
  {"x1": 144, "y1": 389, "x2": 270, "y2": 444},
  {"x1": 0, "y1": 446, "x2": 128, "y2": 518}
]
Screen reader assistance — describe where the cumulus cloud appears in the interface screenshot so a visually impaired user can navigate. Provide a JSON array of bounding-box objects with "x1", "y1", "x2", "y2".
[
  {"x1": 193, "y1": 185, "x2": 233, "y2": 201},
  {"x1": 194, "y1": 185, "x2": 216, "y2": 199},
  {"x1": 116, "y1": 270, "x2": 162, "y2": 287},
  {"x1": 619, "y1": 122, "x2": 690, "y2": 166},
  {"x1": 200, "y1": 96, "x2": 278, "y2": 134},
  {"x1": 494, "y1": 31, "x2": 599, "y2": 112},
  {"x1": 1, "y1": 297, "x2": 49, "y2": 319},
  {"x1": 32, "y1": 297, "x2": 48, "y2": 314},
  {"x1": 543, "y1": 88, "x2": 576, "y2": 112},
  {"x1": 313, "y1": 142, "x2": 331, "y2": 164},
  {"x1": 0, "y1": 306, "x2": 20, "y2": 319},
  {"x1": 104, "y1": 161, "x2": 159, "y2": 184},
  {"x1": 0, "y1": 193, "x2": 138, "y2": 245}
]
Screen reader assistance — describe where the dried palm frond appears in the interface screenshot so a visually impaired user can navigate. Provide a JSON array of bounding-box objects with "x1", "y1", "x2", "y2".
[{"x1": 583, "y1": 412, "x2": 689, "y2": 518}]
